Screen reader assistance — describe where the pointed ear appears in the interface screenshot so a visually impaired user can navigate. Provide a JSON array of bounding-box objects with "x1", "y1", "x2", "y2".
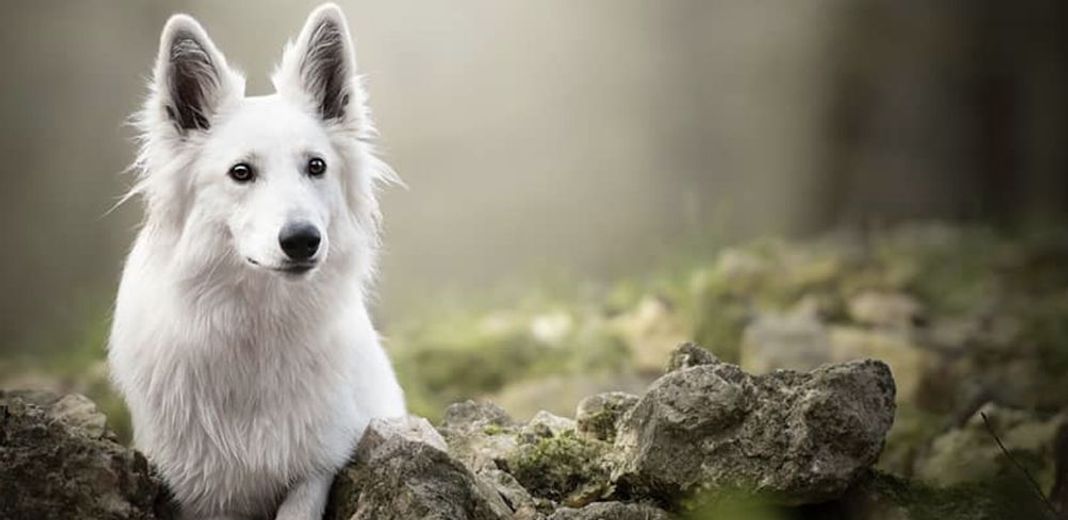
[
  {"x1": 151, "y1": 14, "x2": 242, "y2": 134},
  {"x1": 274, "y1": 4, "x2": 359, "y2": 122}
]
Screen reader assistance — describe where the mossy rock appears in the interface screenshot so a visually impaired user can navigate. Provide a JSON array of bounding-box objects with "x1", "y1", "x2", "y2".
[{"x1": 503, "y1": 430, "x2": 613, "y2": 506}]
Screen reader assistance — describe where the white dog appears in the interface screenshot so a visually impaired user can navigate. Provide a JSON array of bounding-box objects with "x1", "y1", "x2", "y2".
[{"x1": 107, "y1": 4, "x2": 406, "y2": 519}]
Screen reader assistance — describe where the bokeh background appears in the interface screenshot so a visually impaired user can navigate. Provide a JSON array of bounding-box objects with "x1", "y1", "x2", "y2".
[
  {"x1": 3, "y1": 0, "x2": 1066, "y2": 353},
  {"x1": 1, "y1": 1, "x2": 1067, "y2": 502}
]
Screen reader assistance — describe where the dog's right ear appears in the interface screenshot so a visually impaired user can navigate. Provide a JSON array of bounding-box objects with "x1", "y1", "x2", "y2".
[{"x1": 150, "y1": 15, "x2": 242, "y2": 135}]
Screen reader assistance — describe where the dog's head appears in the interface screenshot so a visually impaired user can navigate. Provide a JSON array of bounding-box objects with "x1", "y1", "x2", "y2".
[{"x1": 131, "y1": 4, "x2": 394, "y2": 282}]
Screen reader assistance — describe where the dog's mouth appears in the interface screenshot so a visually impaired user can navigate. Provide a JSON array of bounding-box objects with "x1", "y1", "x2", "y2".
[{"x1": 245, "y1": 257, "x2": 318, "y2": 276}]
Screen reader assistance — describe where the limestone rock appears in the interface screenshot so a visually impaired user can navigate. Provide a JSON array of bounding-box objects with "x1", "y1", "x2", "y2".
[
  {"x1": 575, "y1": 392, "x2": 640, "y2": 443},
  {"x1": 523, "y1": 410, "x2": 577, "y2": 440},
  {"x1": 48, "y1": 392, "x2": 111, "y2": 439},
  {"x1": 666, "y1": 342, "x2": 718, "y2": 372},
  {"x1": 478, "y1": 468, "x2": 548, "y2": 519},
  {"x1": 444, "y1": 400, "x2": 516, "y2": 432},
  {"x1": 613, "y1": 346, "x2": 896, "y2": 505},
  {"x1": 441, "y1": 401, "x2": 521, "y2": 474},
  {"x1": 2, "y1": 389, "x2": 112, "y2": 439},
  {"x1": 0, "y1": 391, "x2": 174, "y2": 520},
  {"x1": 326, "y1": 416, "x2": 511, "y2": 520}
]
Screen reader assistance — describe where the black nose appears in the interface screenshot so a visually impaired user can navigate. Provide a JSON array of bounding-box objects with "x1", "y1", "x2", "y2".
[{"x1": 278, "y1": 222, "x2": 321, "y2": 261}]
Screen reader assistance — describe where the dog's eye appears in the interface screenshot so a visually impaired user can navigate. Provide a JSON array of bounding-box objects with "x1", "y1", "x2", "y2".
[
  {"x1": 306, "y1": 158, "x2": 327, "y2": 177},
  {"x1": 228, "y1": 163, "x2": 255, "y2": 183}
]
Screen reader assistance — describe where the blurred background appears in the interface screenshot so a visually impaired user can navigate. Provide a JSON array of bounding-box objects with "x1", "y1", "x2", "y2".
[
  {"x1": 1, "y1": 0, "x2": 1067, "y2": 497},
  {"x1": 3, "y1": 0, "x2": 1066, "y2": 351}
]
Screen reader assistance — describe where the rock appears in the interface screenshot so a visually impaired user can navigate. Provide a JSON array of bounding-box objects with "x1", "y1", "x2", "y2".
[
  {"x1": 0, "y1": 391, "x2": 174, "y2": 520},
  {"x1": 523, "y1": 411, "x2": 577, "y2": 440},
  {"x1": 444, "y1": 400, "x2": 516, "y2": 432},
  {"x1": 575, "y1": 392, "x2": 640, "y2": 443},
  {"x1": 371, "y1": 414, "x2": 449, "y2": 451},
  {"x1": 478, "y1": 468, "x2": 548, "y2": 519},
  {"x1": 1, "y1": 389, "x2": 112, "y2": 440},
  {"x1": 440, "y1": 402, "x2": 615, "y2": 510},
  {"x1": 441, "y1": 401, "x2": 521, "y2": 473},
  {"x1": 666, "y1": 342, "x2": 718, "y2": 372},
  {"x1": 437, "y1": 403, "x2": 559, "y2": 517},
  {"x1": 48, "y1": 393, "x2": 111, "y2": 439},
  {"x1": 503, "y1": 429, "x2": 613, "y2": 507},
  {"x1": 547, "y1": 501, "x2": 670, "y2": 520},
  {"x1": 441, "y1": 402, "x2": 617, "y2": 511},
  {"x1": 510, "y1": 411, "x2": 611, "y2": 506},
  {"x1": 914, "y1": 404, "x2": 1066, "y2": 488},
  {"x1": 326, "y1": 416, "x2": 511, "y2": 520},
  {"x1": 848, "y1": 291, "x2": 923, "y2": 329},
  {"x1": 612, "y1": 345, "x2": 896, "y2": 505}
]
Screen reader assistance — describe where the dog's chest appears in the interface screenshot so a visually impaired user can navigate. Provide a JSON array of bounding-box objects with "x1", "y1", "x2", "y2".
[{"x1": 137, "y1": 315, "x2": 364, "y2": 510}]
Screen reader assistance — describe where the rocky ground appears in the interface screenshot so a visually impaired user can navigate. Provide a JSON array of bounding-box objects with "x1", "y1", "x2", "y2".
[
  {"x1": 2, "y1": 224, "x2": 1067, "y2": 518},
  {"x1": 2, "y1": 344, "x2": 1065, "y2": 518}
]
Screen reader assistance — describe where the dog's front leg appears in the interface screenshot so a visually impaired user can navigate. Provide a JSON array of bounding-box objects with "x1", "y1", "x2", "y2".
[{"x1": 275, "y1": 473, "x2": 333, "y2": 520}]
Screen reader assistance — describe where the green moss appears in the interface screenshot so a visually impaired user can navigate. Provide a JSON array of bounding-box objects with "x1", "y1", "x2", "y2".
[
  {"x1": 577, "y1": 409, "x2": 617, "y2": 442},
  {"x1": 504, "y1": 430, "x2": 611, "y2": 503},
  {"x1": 482, "y1": 424, "x2": 506, "y2": 436}
]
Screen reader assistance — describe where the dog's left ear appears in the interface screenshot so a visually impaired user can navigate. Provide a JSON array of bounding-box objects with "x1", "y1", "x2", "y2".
[{"x1": 274, "y1": 4, "x2": 360, "y2": 123}]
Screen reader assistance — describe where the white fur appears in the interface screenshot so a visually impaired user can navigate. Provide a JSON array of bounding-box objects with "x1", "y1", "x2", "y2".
[{"x1": 108, "y1": 5, "x2": 405, "y2": 519}]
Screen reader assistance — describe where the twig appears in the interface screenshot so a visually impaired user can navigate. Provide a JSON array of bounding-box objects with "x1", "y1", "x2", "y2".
[
  {"x1": 979, "y1": 411, "x2": 1059, "y2": 518},
  {"x1": 1050, "y1": 422, "x2": 1068, "y2": 518}
]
